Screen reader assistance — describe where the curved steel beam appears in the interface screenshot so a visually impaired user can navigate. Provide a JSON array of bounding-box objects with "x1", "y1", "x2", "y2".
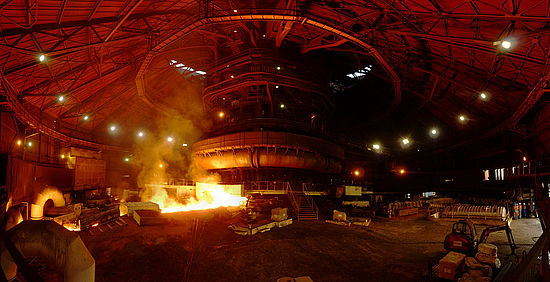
[
  {"x1": 0, "y1": 71, "x2": 124, "y2": 151},
  {"x1": 135, "y1": 12, "x2": 401, "y2": 109}
]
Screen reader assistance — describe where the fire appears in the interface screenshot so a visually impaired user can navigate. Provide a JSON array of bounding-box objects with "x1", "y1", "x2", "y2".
[
  {"x1": 62, "y1": 221, "x2": 81, "y2": 232},
  {"x1": 150, "y1": 182, "x2": 247, "y2": 213}
]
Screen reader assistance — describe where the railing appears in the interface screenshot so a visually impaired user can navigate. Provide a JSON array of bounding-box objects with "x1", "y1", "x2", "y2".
[
  {"x1": 285, "y1": 182, "x2": 300, "y2": 214},
  {"x1": 506, "y1": 158, "x2": 550, "y2": 178},
  {"x1": 503, "y1": 227, "x2": 550, "y2": 281},
  {"x1": 302, "y1": 183, "x2": 319, "y2": 219},
  {"x1": 244, "y1": 181, "x2": 289, "y2": 192}
]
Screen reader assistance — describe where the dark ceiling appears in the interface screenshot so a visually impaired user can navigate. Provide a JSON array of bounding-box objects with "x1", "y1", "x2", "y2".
[{"x1": 0, "y1": 0, "x2": 549, "y2": 149}]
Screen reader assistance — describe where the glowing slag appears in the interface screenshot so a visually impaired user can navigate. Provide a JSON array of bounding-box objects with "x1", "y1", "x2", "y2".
[{"x1": 150, "y1": 182, "x2": 246, "y2": 213}]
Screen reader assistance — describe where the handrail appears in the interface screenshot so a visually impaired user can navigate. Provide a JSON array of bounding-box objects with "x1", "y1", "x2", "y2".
[
  {"x1": 302, "y1": 183, "x2": 319, "y2": 219},
  {"x1": 285, "y1": 183, "x2": 300, "y2": 214},
  {"x1": 504, "y1": 227, "x2": 550, "y2": 281}
]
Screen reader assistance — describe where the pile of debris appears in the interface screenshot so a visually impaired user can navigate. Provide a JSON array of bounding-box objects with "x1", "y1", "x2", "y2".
[
  {"x1": 228, "y1": 207, "x2": 292, "y2": 236},
  {"x1": 437, "y1": 243, "x2": 501, "y2": 281},
  {"x1": 325, "y1": 210, "x2": 371, "y2": 227}
]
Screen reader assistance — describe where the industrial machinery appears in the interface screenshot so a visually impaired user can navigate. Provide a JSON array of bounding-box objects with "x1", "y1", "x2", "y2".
[
  {"x1": 192, "y1": 49, "x2": 344, "y2": 183},
  {"x1": 444, "y1": 219, "x2": 518, "y2": 258}
]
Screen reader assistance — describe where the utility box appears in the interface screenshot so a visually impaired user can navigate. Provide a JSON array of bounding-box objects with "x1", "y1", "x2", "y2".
[
  {"x1": 271, "y1": 208, "x2": 288, "y2": 221},
  {"x1": 333, "y1": 210, "x2": 347, "y2": 221},
  {"x1": 438, "y1": 251, "x2": 466, "y2": 280}
]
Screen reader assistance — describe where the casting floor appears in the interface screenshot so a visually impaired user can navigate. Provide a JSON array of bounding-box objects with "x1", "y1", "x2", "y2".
[{"x1": 81, "y1": 211, "x2": 542, "y2": 282}]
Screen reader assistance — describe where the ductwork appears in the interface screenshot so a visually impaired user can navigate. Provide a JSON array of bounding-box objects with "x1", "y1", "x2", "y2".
[
  {"x1": 1, "y1": 220, "x2": 95, "y2": 281},
  {"x1": 3, "y1": 207, "x2": 23, "y2": 231},
  {"x1": 30, "y1": 187, "x2": 66, "y2": 220}
]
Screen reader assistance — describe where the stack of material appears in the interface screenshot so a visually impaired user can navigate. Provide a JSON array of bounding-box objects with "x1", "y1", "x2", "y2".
[
  {"x1": 228, "y1": 218, "x2": 292, "y2": 236},
  {"x1": 80, "y1": 204, "x2": 120, "y2": 230},
  {"x1": 440, "y1": 205, "x2": 507, "y2": 222},
  {"x1": 475, "y1": 243, "x2": 501, "y2": 269},
  {"x1": 271, "y1": 208, "x2": 288, "y2": 221},
  {"x1": 351, "y1": 217, "x2": 371, "y2": 227},
  {"x1": 119, "y1": 202, "x2": 160, "y2": 216},
  {"x1": 438, "y1": 251, "x2": 466, "y2": 280},
  {"x1": 133, "y1": 210, "x2": 167, "y2": 226},
  {"x1": 463, "y1": 257, "x2": 492, "y2": 279}
]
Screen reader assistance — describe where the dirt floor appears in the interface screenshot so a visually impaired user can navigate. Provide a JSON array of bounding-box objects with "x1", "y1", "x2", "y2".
[{"x1": 80, "y1": 210, "x2": 542, "y2": 282}]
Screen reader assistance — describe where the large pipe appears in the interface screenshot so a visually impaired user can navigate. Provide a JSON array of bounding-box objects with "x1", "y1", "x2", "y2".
[
  {"x1": 30, "y1": 187, "x2": 66, "y2": 220},
  {"x1": 1, "y1": 220, "x2": 95, "y2": 282},
  {"x1": 3, "y1": 207, "x2": 23, "y2": 231}
]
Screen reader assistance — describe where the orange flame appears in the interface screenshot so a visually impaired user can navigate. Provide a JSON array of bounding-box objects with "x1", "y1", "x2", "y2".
[
  {"x1": 150, "y1": 182, "x2": 246, "y2": 213},
  {"x1": 62, "y1": 221, "x2": 81, "y2": 231}
]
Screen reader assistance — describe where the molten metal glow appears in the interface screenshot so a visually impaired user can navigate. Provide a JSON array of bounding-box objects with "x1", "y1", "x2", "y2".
[
  {"x1": 151, "y1": 182, "x2": 246, "y2": 213},
  {"x1": 353, "y1": 170, "x2": 360, "y2": 176},
  {"x1": 63, "y1": 221, "x2": 81, "y2": 231}
]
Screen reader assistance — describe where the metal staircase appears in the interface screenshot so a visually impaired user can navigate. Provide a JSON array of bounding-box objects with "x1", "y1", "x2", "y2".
[{"x1": 286, "y1": 183, "x2": 318, "y2": 221}]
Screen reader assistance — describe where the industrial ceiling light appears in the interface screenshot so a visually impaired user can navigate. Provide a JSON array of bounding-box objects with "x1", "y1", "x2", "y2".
[
  {"x1": 61, "y1": 154, "x2": 65, "y2": 159},
  {"x1": 167, "y1": 137, "x2": 174, "y2": 142},
  {"x1": 275, "y1": 85, "x2": 279, "y2": 88},
  {"x1": 233, "y1": 30, "x2": 237, "y2": 33},
  {"x1": 58, "y1": 95, "x2": 64, "y2": 102},
  {"x1": 39, "y1": 54, "x2": 46, "y2": 62},
  {"x1": 182, "y1": 143, "x2": 188, "y2": 147},
  {"x1": 429, "y1": 128, "x2": 439, "y2": 138},
  {"x1": 233, "y1": 9, "x2": 237, "y2": 13},
  {"x1": 109, "y1": 125, "x2": 117, "y2": 132},
  {"x1": 459, "y1": 115, "x2": 466, "y2": 122},
  {"x1": 16, "y1": 140, "x2": 21, "y2": 146},
  {"x1": 276, "y1": 66, "x2": 281, "y2": 70},
  {"x1": 159, "y1": 164, "x2": 163, "y2": 168},
  {"x1": 401, "y1": 138, "x2": 410, "y2": 145},
  {"x1": 399, "y1": 169, "x2": 405, "y2": 175},
  {"x1": 138, "y1": 131, "x2": 144, "y2": 137},
  {"x1": 124, "y1": 157, "x2": 130, "y2": 162},
  {"x1": 27, "y1": 141, "x2": 32, "y2": 147},
  {"x1": 230, "y1": 75, "x2": 234, "y2": 78},
  {"x1": 480, "y1": 93, "x2": 488, "y2": 100},
  {"x1": 372, "y1": 144, "x2": 381, "y2": 150},
  {"x1": 83, "y1": 115, "x2": 89, "y2": 121},
  {"x1": 218, "y1": 111, "x2": 225, "y2": 118},
  {"x1": 501, "y1": 40, "x2": 511, "y2": 49},
  {"x1": 523, "y1": 156, "x2": 527, "y2": 162},
  {"x1": 280, "y1": 104, "x2": 285, "y2": 108},
  {"x1": 353, "y1": 170, "x2": 360, "y2": 176}
]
